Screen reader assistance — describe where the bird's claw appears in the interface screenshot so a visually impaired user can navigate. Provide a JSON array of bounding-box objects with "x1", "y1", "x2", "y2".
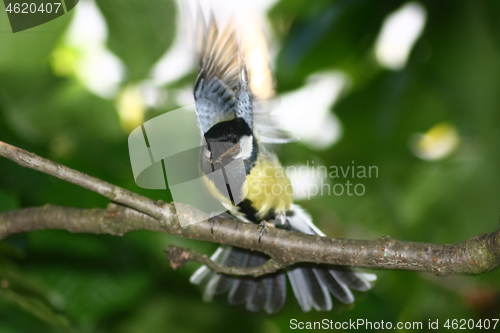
[
  {"x1": 209, "y1": 216, "x2": 217, "y2": 234},
  {"x1": 209, "y1": 212, "x2": 232, "y2": 234},
  {"x1": 258, "y1": 221, "x2": 274, "y2": 243}
]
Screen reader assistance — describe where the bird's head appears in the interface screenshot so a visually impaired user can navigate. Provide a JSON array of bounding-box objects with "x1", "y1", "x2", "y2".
[{"x1": 203, "y1": 117, "x2": 256, "y2": 171}]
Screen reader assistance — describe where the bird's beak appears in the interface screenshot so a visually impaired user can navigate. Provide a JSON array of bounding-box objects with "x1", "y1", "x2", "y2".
[{"x1": 214, "y1": 143, "x2": 241, "y2": 165}]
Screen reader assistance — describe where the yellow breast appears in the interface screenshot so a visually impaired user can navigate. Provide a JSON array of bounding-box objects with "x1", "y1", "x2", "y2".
[{"x1": 243, "y1": 153, "x2": 293, "y2": 219}]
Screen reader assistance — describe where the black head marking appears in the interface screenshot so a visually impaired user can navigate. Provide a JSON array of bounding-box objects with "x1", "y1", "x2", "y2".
[
  {"x1": 203, "y1": 117, "x2": 257, "y2": 174},
  {"x1": 204, "y1": 117, "x2": 252, "y2": 143}
]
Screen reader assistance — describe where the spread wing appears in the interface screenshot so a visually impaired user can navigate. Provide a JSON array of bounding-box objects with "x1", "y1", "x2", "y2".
[
  {"x1": 192, "y1": 10, "x2": 295, "y2": 143},
  {"x1": 193, "y1": 14, "x2": 253, "y2": 135}
]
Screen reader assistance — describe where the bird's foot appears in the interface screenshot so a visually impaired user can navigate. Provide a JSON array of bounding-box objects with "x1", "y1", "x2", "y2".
[
  {"x1": 209, "y1": 212, "x2": 232, "y2": 234},
  {"x1": 258, "y1": 221, "x2": 274, "y2": 243}
]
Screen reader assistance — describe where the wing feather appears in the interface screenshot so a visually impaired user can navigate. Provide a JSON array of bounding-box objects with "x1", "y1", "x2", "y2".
[{"x1": 194, "y1": 15, "x2": 252, "y2": 134}]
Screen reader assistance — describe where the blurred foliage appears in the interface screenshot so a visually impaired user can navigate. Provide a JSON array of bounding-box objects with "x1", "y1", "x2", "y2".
[
  {"x1": 1, "y1": 0, "x2": 500, "y2": 332},
  {"x1": 95, "y1": 0, "x2": 176, "y2": 82}
]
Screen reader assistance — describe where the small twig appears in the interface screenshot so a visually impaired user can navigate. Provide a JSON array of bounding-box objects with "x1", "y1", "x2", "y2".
[{"x1": 165, "y1": 245, "x2": 286, "y2": 277}]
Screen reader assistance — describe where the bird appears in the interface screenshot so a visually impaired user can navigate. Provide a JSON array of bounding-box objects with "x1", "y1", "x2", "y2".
[{"x1": 189, "y1": 12, "x2": 375, "y2": 314}]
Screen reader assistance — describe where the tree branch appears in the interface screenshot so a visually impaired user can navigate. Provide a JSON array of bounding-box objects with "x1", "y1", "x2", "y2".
[
  {"x1": 1, "y1": 203, "x2": 499, "y2": 277},
  {"x1": 1, "y1": 140, "x2": 500, "y2": 278},
  {"x1": 0, "y1": 141, "x2": 173, "y2": 222}
]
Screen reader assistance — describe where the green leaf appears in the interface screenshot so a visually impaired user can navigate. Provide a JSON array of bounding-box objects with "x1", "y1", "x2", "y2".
[
  {"x1": 270, "y1": 0, "x2": 405, "y2": 91},
  {"x1": 0, "y1": 7, "x2": 72, "y2": 74},
  {"x1": 95, "y1": 0, "x2": 176, "y2": 82}
]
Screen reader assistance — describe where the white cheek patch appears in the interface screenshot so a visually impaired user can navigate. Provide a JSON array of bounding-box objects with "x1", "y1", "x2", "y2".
[{"x1": 237, "y1": 135, "x2": 253, "y2": 159}]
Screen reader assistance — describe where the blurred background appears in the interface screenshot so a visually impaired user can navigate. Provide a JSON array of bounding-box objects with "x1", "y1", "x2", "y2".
[{"x1": 1, "y1": 0, "x2": 500, "y2": 332}]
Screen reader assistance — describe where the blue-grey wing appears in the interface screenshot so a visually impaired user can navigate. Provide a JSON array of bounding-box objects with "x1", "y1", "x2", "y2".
[{"x1": 193, "y1": 15, "x2": 253, "y2": 135}]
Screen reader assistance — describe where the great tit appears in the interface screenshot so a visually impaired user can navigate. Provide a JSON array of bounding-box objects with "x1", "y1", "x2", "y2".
[{"x1": 189, "y1": 15, "x2": 375, "y2": 314}]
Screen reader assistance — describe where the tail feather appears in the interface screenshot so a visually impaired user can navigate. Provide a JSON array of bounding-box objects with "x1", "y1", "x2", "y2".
[
  {"x1": 286, "y1": 268, "x2": 312, "y2": 312},
  {"x1": 214, "y1": 248, "x2": 250, "y2": 295},
  {"x1": 265, "y1": 273, "x2": 286, "y2": 314},
  {"x1": 247, "y1": 277, "x2": 272, "y2": 311},
  {"x1": 228, "y1": 252, "x2": 265, "y2": 306},
  {"x1": 214, "y1": 275, "x2": 233, "y2": 295},
  {"x1": 332, "y1": 267, "x2": 373, "y2": 292},
  {"x1": 228, "y1": 279, "x2": 255, "y2": 306},
  {"x1": 190, "y1": 205, "x2": 375, "y2": 313},
  {"x1": 287, "y1": 266, "x2": 333, "y2": 312},
  {"x1": 315, "y1": 268, "x2": 354, "y2": 304},
  {"x1": 191, "y1": 246, "x2": 373, "y2": 313},
  {"x1": 302, "y1": 267, "x2": 332, "y2": 311}
]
